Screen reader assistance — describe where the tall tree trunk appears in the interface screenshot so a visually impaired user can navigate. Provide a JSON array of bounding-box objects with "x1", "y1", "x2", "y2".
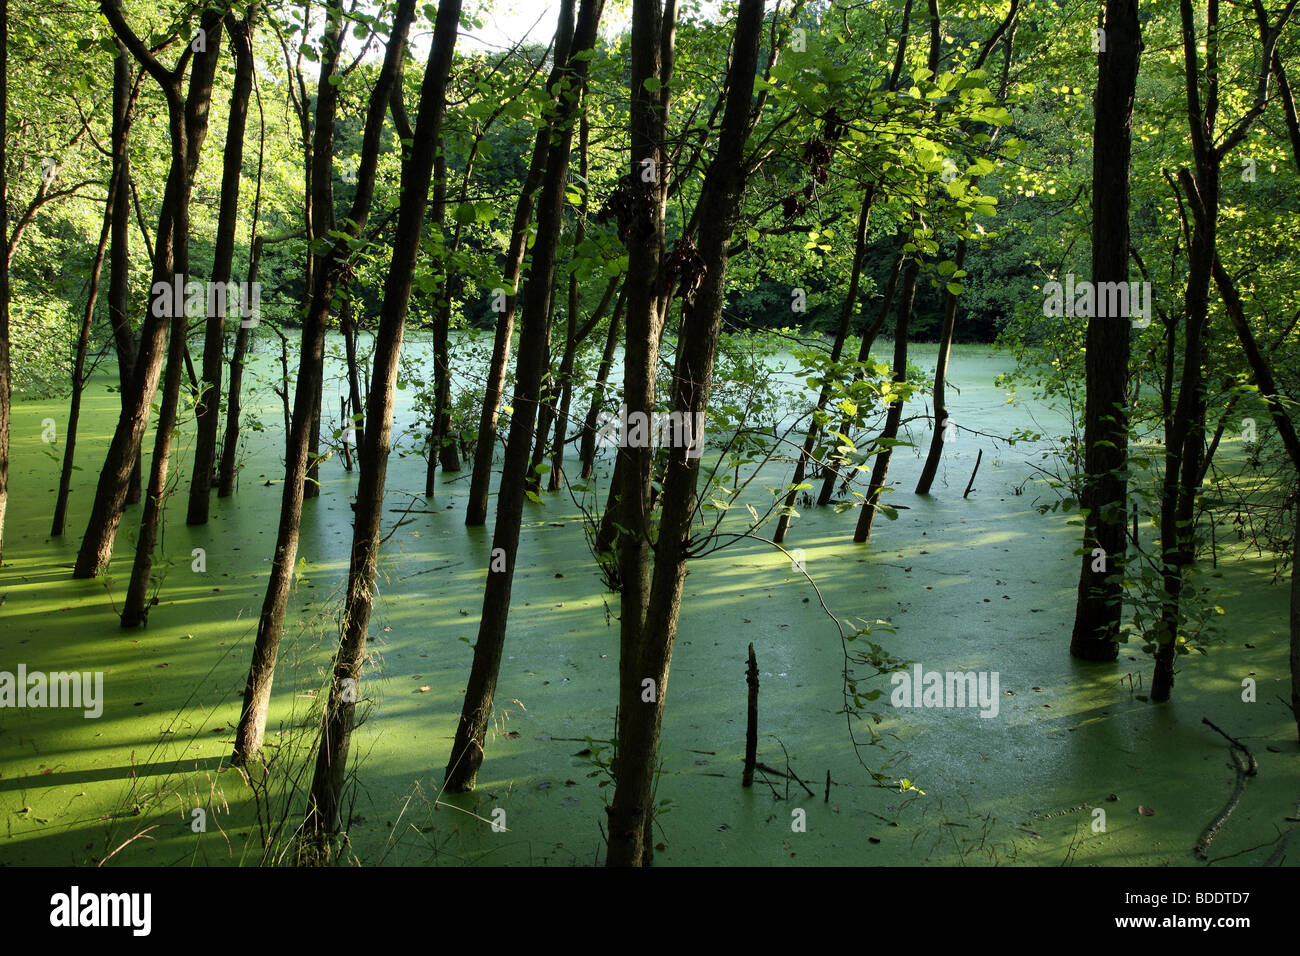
[
  {"x1": 424, "y1": 140, "x2": 461, "y2": 497},
  {"x1": 443, "y1": 0, "x2": 602, "y2": 792},
  {"x1": 218, "y1": 234, "x2": 263, "y2": 497},
  {"x1": 0, "y1": 0, "x2": 8, "y2": 565},
  {"x1": 817, "y1": 247, "x2": 903, "y2": 506},
  {"x1": 1070, "y1": 0, "x2": 1140, "y2": 661},
  {"x1": 187, "y1": 10, "x2": 256, "y2": 525},
  {"x1": 465, "y1": 126, "x2": 552, "y2": 526},
  {"x1": 302, "y1": 0, "x2": 463, "y2": 838},
  {"x1": 852, "y1": 255, "x2": 918, "y2": 543},
  {"x1": 1149, "y1": 0, "x2": 1289, "y2": 697},
  {"x1": 545, "y1": 109, "x2": 592, "y2": 492},
  {"x1": 339, "y1": 297, "x2": 364, "y2": 471},
  {"x1": 73, "y1": 2, "x2": 222, "y2": 579},
  {"x1": 1212, "y1": 256, "x2": 1300, "y2": 739},
  {"x1": 914, "y1": 238, "x2": 966, "y2": 495},
  {"x1": 232, "y1": 0, "x2": 416, "y2": 761},
  {"x1": 606, "y1": 0, "x2": 761, "y2": 868},
  {"x1": 774, "y1": 190, "x2": 873, "y2": 543},
  {"x1": 579, "y1": 288, "x2": 625, "y2": 478},
  {"x1": 119, "y1": 13, "x2": 228, "y2": 626},
  {"x1": 51, "y1": 170, "x2": 117, "y2": 536},
  {"x1": 106, "y1": 50, "x2": 142, "y2": 507}
]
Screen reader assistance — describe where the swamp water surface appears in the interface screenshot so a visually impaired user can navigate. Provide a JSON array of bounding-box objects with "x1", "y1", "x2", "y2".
[{"x1": 0, "y1": 337, "x2": 1295, "y2": 866}]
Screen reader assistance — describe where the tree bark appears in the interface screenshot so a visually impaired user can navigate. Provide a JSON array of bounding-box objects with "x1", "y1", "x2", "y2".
[
  {"x1": 606, "y1": 0, "x2": 761, "y2": 867},
  {"x1": 0, "y1": 0, "x2": 8, "y2": 565},
  {"x1": 852, "y1": 256, "x2": 918, "y2": 542},
  {"x1": 120, "y1": 12, "x2": 227, "y2": 626},
  {"x1": 914, "y1": 239, "x2": 967, "y2": 495},
  {"x1": 187, "y1": 9, "x2": 256, "y2": 526},
  {"x1": 73, "y1": 1, "x2": 222, "y2": 579},
  {"x1": 464, "y1": 126, "x2": 553, "y2": 526},
  {"x1": 817, "y1": 248, "x2": 903, "y2": 506},
  {"x1": 51, "y1": 167, "x2": 117, "y2": 536},
  {"x1": 232, "y1": 0, "x2": 416, "y2": 761},
  {"x1": 302, "y1": 0, "x2": 463, "y2": 839},
  {"x1": 578, "y1": 288, "x2": 625, "y2": 478},
  {"x1": 218, "y1": 233, "x2": 263, "y2": 497},
  {"x1": 443, "y1": 0, "x2": 603, "y2": 792},
  {"x1": 1070, "y1": 0, "x2": 1140, "y2": 661},
  {"x1": 774, "y1": 189, "x2": 873, "y2": 543}
]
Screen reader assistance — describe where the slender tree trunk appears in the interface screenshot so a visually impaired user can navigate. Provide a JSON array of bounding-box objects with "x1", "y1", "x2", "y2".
[
  {"x1": 579, "y1": 289, "x2": 625, "y2": 478},
  {"x1": 424, "y1": 141, "x2": 460, "y2": 497},
  {"x1": 187, "y1": 10, "x2": 255, "y2": 525},
  {"x1": 73, "y1": 3, "x2": 223, "y2": 578},
  {"x1": 444, "y1": 0, "x2": 602, "y2": 792},
  {"x1": 853, "y1": 256, "x2": 919, "y2": 543},
  {"x1": 817, "y1": 248, "x2": 903, "y2": 506},
  {"x1": 302, "y1": 0, "x2": 463, "y2": 839},
  {"x1": 106, "y1": 51, "x2": 142, "y2": 507},
  {"x1": 218, "y1": 234, "x2": 263, "y2": 497},
  {"x1": 607, "y1": 0, "x2": 760, "y2": 867},
  {"x1": 774, "y1": 190, "x2": 873, "y2": 543},
  {"x1": 119, "y1": 15, "x2": 227, "y2": 625},
  {"x1": 465, "y1": 125, "x2": 553, "y2": 526},
  {"x1": 914, "y1": 239, "x2": 967, "y2": 495},
  {"x1": 339, "y1": 296, "x2": 364, "y2": 472},
  {"x1": 0, "y1": 0, "x2": 8, "y2": 565},
  {"x1": 545, "y1": 110, "x2": 593, "y2": 492},
  {"x1": 51, "y1": 171, "x2": 117, "y2": 536},
  {"x1": 232, "y1": 0, "x2": 416, "y2": 761},
  {"x1": 1070, "y1": 0, "x2": 1140, "y2": 661}
]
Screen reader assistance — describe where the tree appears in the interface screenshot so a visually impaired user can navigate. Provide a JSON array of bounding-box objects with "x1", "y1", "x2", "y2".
[
  {"x1": 606, "y1": 0, "x2": 764, "y2": 867},
  {"x1": 443, "y1": 0, "x2": 604, "y2": 792},
  {"x1": 0, "y1": 0, "x2": 8, "y2": 566},
  {"x1": 74, "y1": 0, "x2": 227, "y2": 580},
  {"x1": 1151, "y1": 0, "x2": 1293, "y2": 700},
  {"x1": 302, "y1": 0, "x2": 463, "y2": 842},
  {"x1": 187, "y1": 6, "x2": 258, "y2": 526},
  {"x1": 232, "y1": 0, "x2": 418, "y2": 760},
  {"x1": 120, "y1": 8, "x2": 228, "y2": 627},
  {"x1": 1070, "y1": 0, "x2": 1141, "y2": 662}
]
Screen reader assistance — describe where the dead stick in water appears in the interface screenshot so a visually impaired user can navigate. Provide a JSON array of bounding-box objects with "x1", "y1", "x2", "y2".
[
  {"x1": 743, "y1": 643, "x2": 758, "y2": 788},
  {"x1": 963, "y1": 448, "x2": 983, "y2": 499},
  {"x1": 825, "y1": 770, "x2": 831, "y2": 803}
]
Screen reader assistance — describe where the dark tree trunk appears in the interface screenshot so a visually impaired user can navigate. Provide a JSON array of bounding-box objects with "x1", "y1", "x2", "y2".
[
  {"x1": 852, "y1": 256, "x2": 918, "y2": 543},
  {"x1": 339, "y1": 297, "x2": 364, "y2": 471},
  {"x1": 424, "y1": 141, "x2": 460, "y2": 497},
  {"x1": 233, "y1": 0, "x2": 416, "y2": 761},
  {"x1": 187, "y1": 10, "x2": 256, "y2": 526},
  {"x1": 545, "y1": 110, "x2": 594, "y2": 492},
  {"x1": 914, "y1": 239, "x2": 966, "y2": 495},
  {"x1": 1150, "y1": 0, "x2": 1288, "y2": 697},
  {"x1": 218, "y1": 234, "x2": 263, "y2": 497},
  {"x1": 106, "y1": 49, "x2": 142, "y2": 507},
  {"x1": 51, "y1": 169, "x2": 117, "y2": 536},
  {"x1": 302, "y1": 0, "x2": 462, "y2": 839},
  {"x1": 0, "y1": 0, "x2": 8, "y2": 564},
  {"x1": 73, "y1": 2, "x2": 223, "y2": 579},
  {"x1": 443, "y1": 0, "x2": 602, "y2": 792},
  {"x1": 606, "y1": 0, "x2": 761, "y2": 868},
  {"x1": 464, "y1": 126, "x2": 552, "y2": 526},
  {"x1": 1070, "y1": 0, "x2": 1140, "y2": 662},
  {"x1": 119, "y1": 13, "x2": 227, "y2": 626},
  {"x1": 774, "y1": 190, "x2": 873, "y2": 544},
  {"x1": 817, "y1": 248, "x2": 903, "y2": 506},
  {"x1": 1211, "y1": 259, "x2": 1300, "y2": 738},
  {"x1": 578, "y1": 288, "x2": 626, "y2": 478}
]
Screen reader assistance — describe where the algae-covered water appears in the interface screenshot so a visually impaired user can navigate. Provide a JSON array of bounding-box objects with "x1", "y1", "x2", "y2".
[{"x1": 1, "y1": 336, "x2": 1295, "y2": 866}]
